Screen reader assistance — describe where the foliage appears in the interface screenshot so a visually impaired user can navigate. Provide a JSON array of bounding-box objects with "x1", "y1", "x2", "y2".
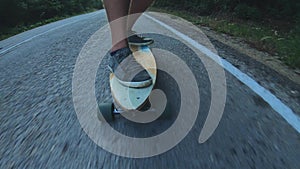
[
  {"x1": 0, "y1": 0, "x2": 102, "y2": 27},
  {"x1": 153, "y1": 0, "x2": 300, "y2": 21},
  {"x1": 151, "y1": 7, "x2": 300, "y2": 68},
  {"x1": 233, "y1": 4, "x2": 261, "y2": 20}
]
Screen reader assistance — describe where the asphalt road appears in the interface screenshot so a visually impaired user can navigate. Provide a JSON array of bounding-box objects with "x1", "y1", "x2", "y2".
[{"x1": 0, "y1": 10, "x2": 299, "y2": 169}]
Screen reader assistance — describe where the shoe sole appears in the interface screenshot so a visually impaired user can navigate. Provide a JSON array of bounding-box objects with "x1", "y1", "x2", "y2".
[
  {"x1": 117, "y1": 78, "x2": 153, "y2": 88},
  {"x1": 128, "y1": 40, "x2": 154, "y2": 46}
]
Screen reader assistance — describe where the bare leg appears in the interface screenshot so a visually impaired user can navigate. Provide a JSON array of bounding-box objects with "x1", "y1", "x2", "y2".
[
  {"x1": 103, "y1": 0, "x2": 131, "y2": 52},
  {"x1": 127, "y1": 0, "x2": 155, "y2": 31}
]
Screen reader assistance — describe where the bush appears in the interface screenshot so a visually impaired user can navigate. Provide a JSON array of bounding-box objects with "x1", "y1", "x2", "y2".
[
  {"x1": 234, "y1": 4, "x2": 261, "y2": 20},
  {"x1": 153, "y1": 0, "x2": 299, "y2": 22},
  {"x1": 0, "y1": 0, "x2": 103, "y2": 28}
]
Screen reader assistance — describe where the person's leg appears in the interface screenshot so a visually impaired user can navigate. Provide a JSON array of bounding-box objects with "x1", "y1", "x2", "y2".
[
  {"x1": 103, "y1": 0, "x2": 152, "y2": 87},
  {"x1": 127, "y1": 0, "x2": 155, "y2": 31},
  {"x1": 103, "y1": 0, "x2": 131, "y2": 52},
  {"x1": 126, "y1": 0, "x2": 155, "y2": 45}
]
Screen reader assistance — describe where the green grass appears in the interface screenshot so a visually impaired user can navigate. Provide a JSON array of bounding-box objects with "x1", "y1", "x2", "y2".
[{"x1": 150, "y1": 7, "x2": 300, "y2": 69}]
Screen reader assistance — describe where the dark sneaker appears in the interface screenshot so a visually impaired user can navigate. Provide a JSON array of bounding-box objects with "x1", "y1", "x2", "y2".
[
  {"x1": 108, "y1": 47, "x2": 152, "y2": 88},
  {"x1": 128, "y1": 31, "x2": 154, "y2": 46}
]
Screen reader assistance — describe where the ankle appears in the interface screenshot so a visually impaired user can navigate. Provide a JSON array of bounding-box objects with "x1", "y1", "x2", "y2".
[
  {"x1": 111, "y1": 42, "x2": 128, "y2": 53},
  {"x1": 110, "y1": 47, "x2": 131, "y2": 56},
  {"x1": 127, "y1": 30, "x2": 136, "y2": 36}
]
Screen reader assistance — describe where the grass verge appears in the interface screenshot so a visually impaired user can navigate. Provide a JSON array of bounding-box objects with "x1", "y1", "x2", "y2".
[{"x1": 151, "y1": 7, "x2": 300, "y2": 69}]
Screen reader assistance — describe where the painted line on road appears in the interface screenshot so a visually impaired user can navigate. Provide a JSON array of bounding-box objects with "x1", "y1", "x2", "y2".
[
  {"x1": 145, "y1": 14, "x2": 300, "y2": 133},
  {"x1": 0, "y1": 11, "x2": 103, "y2": 55}
]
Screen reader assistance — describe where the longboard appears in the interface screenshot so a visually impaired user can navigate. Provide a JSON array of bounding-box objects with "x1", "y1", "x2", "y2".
[{"x1": 98, "y1": 45, "x2": 157, "y2": 121}]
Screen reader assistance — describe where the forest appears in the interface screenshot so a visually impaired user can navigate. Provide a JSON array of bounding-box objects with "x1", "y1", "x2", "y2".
[{"x1": 0, "y1": 0, "x2": 103, "y2": 27}]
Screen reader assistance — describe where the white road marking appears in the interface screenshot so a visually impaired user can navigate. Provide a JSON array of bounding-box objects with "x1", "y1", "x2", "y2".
[
  {"x1": 1, "y1": 10, "x2": 299, "y2": 133},
  {"x1": 0, "y1": 11, "x2": 102, "y2": 55},
  {"x1": 145, "y1": 14, "x2": 300, "y2": 133}
]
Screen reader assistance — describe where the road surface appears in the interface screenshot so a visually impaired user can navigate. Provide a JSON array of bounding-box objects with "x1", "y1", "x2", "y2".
[{"x1": 0, "y1": 10, "x2": 299, "y2": 169}]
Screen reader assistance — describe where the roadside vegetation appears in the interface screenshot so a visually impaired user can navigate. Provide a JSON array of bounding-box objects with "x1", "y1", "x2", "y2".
[
  {"x1": 153, "y1": 0, "x2": 300, "y2": 69},
  {"x1": 0, "y1": 0, "x2": 103, "y2": 40}
]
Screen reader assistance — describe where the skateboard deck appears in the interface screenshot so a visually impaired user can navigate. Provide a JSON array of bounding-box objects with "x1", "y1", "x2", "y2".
[{"x1": 110, "y1": 45, "x2": 157, "y2": 110}]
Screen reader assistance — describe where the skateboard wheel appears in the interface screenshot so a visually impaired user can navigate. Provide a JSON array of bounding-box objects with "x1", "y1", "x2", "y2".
[{"x1": 98, "y1": 103, "x2": 114, "y2": 121}]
